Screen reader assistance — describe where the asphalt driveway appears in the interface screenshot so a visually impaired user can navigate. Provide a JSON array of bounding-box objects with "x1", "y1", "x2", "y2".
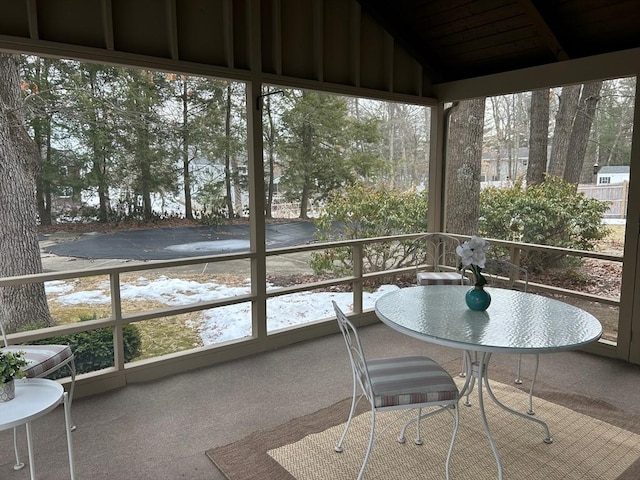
[{"x1": 43, "y1": 221, "x2": 318, "y2": 261}]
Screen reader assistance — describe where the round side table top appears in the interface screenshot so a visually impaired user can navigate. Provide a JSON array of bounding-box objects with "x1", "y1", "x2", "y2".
[{"x1": 0, "y1": 378, "x2": 64, "y2": 430}]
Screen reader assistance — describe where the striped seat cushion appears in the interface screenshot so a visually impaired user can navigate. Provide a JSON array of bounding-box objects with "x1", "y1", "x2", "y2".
[
  {"x1": 367, "y1": 355, "x2": 458, "y2": 408},
  {"x1": 2, "y1": 344, "x2": 73, "y2": 378},
  {"x1": 417, "y1": 271, "x2": 468, "y2": 285}
]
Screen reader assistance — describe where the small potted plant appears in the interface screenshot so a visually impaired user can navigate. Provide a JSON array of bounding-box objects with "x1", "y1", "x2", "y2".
[{"x1": 0, "y1": 350, "x2": 28, "y2": 402}]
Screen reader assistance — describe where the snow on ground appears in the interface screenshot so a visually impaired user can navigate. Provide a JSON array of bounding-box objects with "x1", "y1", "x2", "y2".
[{"x1": 46, "y1": 277, "x2": 400, "y2": 345}]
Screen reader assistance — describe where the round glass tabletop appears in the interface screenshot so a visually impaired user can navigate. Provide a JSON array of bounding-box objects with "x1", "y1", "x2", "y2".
[{"x1": 374, "y1": 285, "x2": 603, "y2": 353}]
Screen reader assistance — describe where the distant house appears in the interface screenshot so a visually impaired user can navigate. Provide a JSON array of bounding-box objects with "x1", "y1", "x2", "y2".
[
  {"x1": 481, "y1": 147, "x2": 529, "y2": 183},
  {"x1": 597, "y1": 166, "x2": 630, "y2": 185}
]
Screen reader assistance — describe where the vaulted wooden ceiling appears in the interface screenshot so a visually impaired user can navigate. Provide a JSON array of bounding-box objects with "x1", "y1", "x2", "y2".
[
  {"x1": 357, "y1": 0, "x2": 640, "y2": 83},
  {"x1": 0, "y1": 0, "x2": 637, "y2": 102}
]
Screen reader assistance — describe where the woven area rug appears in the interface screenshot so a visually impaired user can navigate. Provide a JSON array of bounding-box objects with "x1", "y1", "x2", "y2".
[{"x1": 207, "y1": 380, "x2": 640, "y2": 480}]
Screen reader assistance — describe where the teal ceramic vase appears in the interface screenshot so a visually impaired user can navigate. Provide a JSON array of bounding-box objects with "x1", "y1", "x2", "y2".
[{"x1": 465, "y1": 286, "x2": 491, "y2": 311}]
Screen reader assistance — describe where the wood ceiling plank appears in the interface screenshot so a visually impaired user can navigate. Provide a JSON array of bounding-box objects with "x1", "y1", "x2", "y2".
[
  {"x1": 423, "y1": 13, "x2": 531, "y2": 47},
  {"x1": 416, "y1": 0, "x2": 520, "y2": 32},
  {"x1": 436, "y1": 26, "x2": 545, "y2": 58},
  {"x1": 416, "y1": 3, "x2": 525, "y2": 38}
]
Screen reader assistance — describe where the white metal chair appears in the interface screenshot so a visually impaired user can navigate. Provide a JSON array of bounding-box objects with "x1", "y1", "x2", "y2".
[
  {"x1": 1, "y1": 317, "x2": 76, "y2": 471},
  {"x1": 415, "y1": 233, "x2": 469, "y2": 286},
  {"x1": 332, "y1": 301, "x2": 460, "y2": 479},
  {"x1": 483, "y1": 258, "x2": 538, "y2": 414}
]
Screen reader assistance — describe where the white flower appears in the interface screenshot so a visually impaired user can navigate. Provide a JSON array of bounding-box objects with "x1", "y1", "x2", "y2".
[
  {"x1": 456, "y1": 236, "x2": 490, "y2": 286},
  {"x1": 456, "y1": 235, "x2": 489, "y2": 268}
]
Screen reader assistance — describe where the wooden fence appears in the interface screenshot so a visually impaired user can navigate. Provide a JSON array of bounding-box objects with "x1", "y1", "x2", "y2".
[{"x1": 578, "y1": 182, "x2": 629, "y2": 219}]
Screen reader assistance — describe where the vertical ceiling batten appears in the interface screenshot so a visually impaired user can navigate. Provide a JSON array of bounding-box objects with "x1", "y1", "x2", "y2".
[
  {"x1": 360, "y1": 12, "x2": 387, "y2": 91},
  {"x1": 384, "y1": 32, "x2": 393, "y2": 92},
  {"x1": 280, "y1": 0, "x2": 314, "y2": 79},
  {"x1": 417, "y1": 62, "x2": 423, "y2": 97},
  {"x1": 223, "y1": 0, "x2": 234, "y2": 69},
  {"x1": 231, "y1": 0, "x2": 250, "y2": 70},
  {"x1": 271, "y1": 0, "x2": 282, "y2": 76},
  {"x1": 165, "y1": 0, "x2": 179, "y2": 61},
  {"x1": 313, "y1": 0, "x2": 323, "y2": 82},
  {"x1": 350, "y1": 0, "x2": 361, "y2": 87},
  {"x1": 101, "y1": 0, "x2": 115, "y2": 50},
  {"x1": 393, "y1": 44, "x2": 425, "y2": 96},
  {"x1": 26, "y1": 0, "x2": 38, "y2": 40}
]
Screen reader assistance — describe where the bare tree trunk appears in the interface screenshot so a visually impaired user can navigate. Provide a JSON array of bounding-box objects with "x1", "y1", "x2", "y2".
[
  {"x1": 388, "y1": 103, "x2": 396, "y2": 188},
  {"x1": 87, "y1": 69, "x2": 110, "y2": 222},
  {"x1": 231, "y1": 154, "x2": 243, "y2": 216},
  {"x1": 224, "y1": 84, "x2": 234, "y2": 218},
  {"x1": 299, "y1": 122, "x2": 312, "y2": 219},
  {"x1": 181, "y1": 80, "x2": 193, "y2": 220},
  {"x1": 139, "y1": 127, "x2": 153, "y2": 220},
  {"x1": 264, "y1": 93, "x2": 276, "y2": 219},
  {"x1": 445, "y1": 99, "x2": 485, "y2": 235},
  {"x1": 490, "y1": 97, "x2": 503, "y2": 181},
  {"x1": 95, "y1": 156, "x2": 109, "y2": 221},
  {"x1": 527, "y1": 88, "x2": 550, "y2": 186},
  {"x1": 0, "y1": 53, "x2": 52, "y2": 333},
  {"x1": 34, "y1": 119, "x2": 54, "y2": 225},
  {"x1": 548, "y1": 85, "x2": 580, "y2": 177},
  {"x1": 563, "y1": 81, "x2": 603, "y2": 186}
]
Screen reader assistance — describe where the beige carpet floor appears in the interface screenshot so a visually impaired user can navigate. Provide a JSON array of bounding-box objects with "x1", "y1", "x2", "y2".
[{"x1": 207, "y1": 380, "x2": 640, "y2": 480}]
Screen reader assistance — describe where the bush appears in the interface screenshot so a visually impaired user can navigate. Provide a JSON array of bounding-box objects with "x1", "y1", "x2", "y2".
[
  {"x1": 310, "y1": 184, "x2": 428, "y2": 275},
  {"x1": 311, "y1": 177, "x2": 609, "y2": 276},
  {"x1": 31, "y1": 318, "x2": 142, "y2": 378},
  {"x1": 479, "y1": 176, "x2": 609, "y2": 271}
]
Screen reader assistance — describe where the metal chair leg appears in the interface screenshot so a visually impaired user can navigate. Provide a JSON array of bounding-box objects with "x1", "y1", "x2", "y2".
[
  {"x1": 414, "y1": 407, "x2": 423, "y2": 445},
  {"x1": 335, "y1": 370, "x2": 359, "y2": 453},
  {"x1": 358, "y1": 409, "x2": 376, "y2": 480},
  {"x1": 445, "y1": 403, "x2": 460, "y2": 480}
]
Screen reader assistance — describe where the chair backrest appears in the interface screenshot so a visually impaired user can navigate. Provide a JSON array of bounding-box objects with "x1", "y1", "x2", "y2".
[
  {"x1": 483, "y1": 258, "x2": 528, "y2": 292},
  {"x1": 332, "y1": 301, "x2": 374, "y2": 403},
  {"x1": 415, "y1": 233, "x2": 461, "y2": 273}
]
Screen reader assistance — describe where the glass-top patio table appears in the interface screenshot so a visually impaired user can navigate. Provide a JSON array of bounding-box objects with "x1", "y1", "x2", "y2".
[{"x1": 374, "y1": 285, "x2": 603, "y2": 480}]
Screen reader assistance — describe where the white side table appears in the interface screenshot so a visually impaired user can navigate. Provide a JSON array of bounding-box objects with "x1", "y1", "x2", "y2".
[{"x1": 0, "y1": 378, "x2": 75, "y2": 480}]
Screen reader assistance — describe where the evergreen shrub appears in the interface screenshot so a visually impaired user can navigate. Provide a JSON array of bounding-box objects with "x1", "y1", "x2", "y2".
[
  {"x1": 479, "y1": 176, "x2": 609, "y2": 271},
  {"x1": 31, "y1": 317, "x2": 142, "y2": 378},
  {"x1": 310, "y1": 184, "x2": 428, "y2": 276}
]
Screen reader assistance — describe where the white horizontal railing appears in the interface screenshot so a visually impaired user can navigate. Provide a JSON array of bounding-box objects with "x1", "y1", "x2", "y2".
[{"x1": 1, "y1": 233, "x2": 622, "y2": 397}]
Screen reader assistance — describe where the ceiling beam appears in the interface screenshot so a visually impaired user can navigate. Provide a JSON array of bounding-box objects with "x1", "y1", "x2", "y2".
[
  {"x1": 433, "y1": 47, "x2": 640, "y2": 102},
  {"x1": 101, "y1": 0, "x2": 115, "y2": 50},
  {"x1": 518, "y1": 0, "x2": 570, "y2": 61},
  {"x1": 166, "y1": 0, "x2": 179, "y2": 61},
  {"x1": 26, "y1": 0, "x2": 39, "y2": 40}
]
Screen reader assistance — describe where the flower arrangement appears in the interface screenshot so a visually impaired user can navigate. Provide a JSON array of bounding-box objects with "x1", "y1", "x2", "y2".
[
  {"x1": 456, "y1": 236, "x2": 490, "y2": 287},
  {"x1": 0, "y1": 350, "x2": 28, "y2": 386}
]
